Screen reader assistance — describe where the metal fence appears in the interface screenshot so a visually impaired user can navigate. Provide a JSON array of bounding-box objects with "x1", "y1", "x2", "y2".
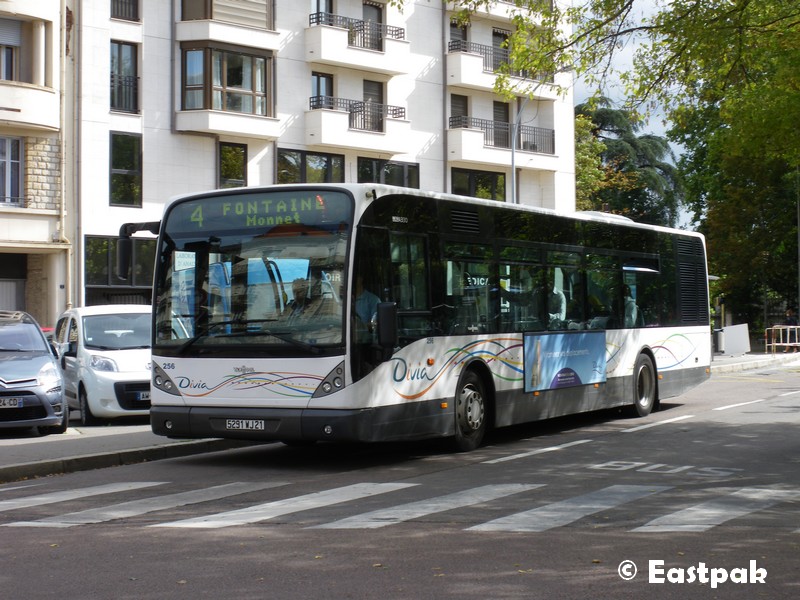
[
  {"x1": 310, "y1": 96, "x2": 406, "y2": 132},
  {"x1": 309, "y1": 12, "x2": 405, "y2": 51},
  {"x1": 449, "y1": 116, "x2": 555, "y2": 154}
]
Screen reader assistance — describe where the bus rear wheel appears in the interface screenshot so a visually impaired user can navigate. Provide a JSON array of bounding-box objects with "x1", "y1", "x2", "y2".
[
  {"x1": 454, "y1": 371, "x2": 487, "y2": 452},
  {"x1": 630, "y1": 354, "x2": 656, "y2": 417}
]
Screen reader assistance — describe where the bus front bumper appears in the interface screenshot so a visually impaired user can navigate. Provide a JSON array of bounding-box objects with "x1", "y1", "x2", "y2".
[{"x1": 150, "y1": 405, "x2": 377, "y2": 443}]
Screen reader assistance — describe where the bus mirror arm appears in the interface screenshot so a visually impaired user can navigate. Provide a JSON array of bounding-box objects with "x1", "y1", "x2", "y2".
[
  {"x1": 376, "y1": 302, "x2": 398, "y2": 353},
  {"x1": 117, "y1": 221, "x2": 160, "y2": 280}
]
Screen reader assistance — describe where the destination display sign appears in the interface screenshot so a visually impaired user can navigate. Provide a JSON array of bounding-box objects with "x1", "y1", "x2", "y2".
[{"x1": 165, "y1": 189, "x2": 353, "y2": 233}]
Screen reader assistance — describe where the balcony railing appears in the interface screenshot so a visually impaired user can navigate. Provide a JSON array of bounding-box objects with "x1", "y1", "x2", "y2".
[
  {"x1": 1, "y1": 196, "x2": 26, "y2": 207},
  {"x1": 110, "y1": 74, "x2": 139, "y2": 113},
  {"x1": 310, "y1": 96, "x2": 405, "y2": 132},
  {"x1": 449, "y1": 116, "x2": 555, "y2": 154},
  {"x1": 447, "y1": 40, "x2": 553, "y2": 83},
  {"x1": 309, "y1": 12, "x2": 405, "y2": 51}
]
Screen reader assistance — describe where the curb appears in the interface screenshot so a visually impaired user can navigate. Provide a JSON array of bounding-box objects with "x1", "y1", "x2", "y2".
[
  {"x1": 0, "y1": 438, "x2": 258, "y2": 484},
  {"x1": 711, "y1": 353, "x2": 800, "y2": 373}
]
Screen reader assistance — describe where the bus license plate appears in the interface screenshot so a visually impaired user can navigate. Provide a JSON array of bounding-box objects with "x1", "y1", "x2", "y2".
[
  {"x1": 136, "y1": 391, "x2": 151, "y2": 401},
  {"x1": 226, "y1": 419, "x2": 265, "y2": 431},
  {"x1": 0, "y1": 397, "x2": 22, "y2": 408}
]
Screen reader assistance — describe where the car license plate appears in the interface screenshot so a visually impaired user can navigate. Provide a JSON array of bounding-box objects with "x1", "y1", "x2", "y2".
[
  {"x1": 226, "y1": 419, "x2": 265, "y2": 431},
  {"x1": 0, "y1": 397, "x2": 22, "y2": 408},
  {"x1": 136, "y1": 391, "x2": 151, "y2": 401}
]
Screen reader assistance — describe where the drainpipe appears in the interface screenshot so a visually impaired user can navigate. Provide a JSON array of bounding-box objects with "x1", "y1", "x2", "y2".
[
  {"x1": 442, "y1": 6, "x2": 449, "y2": 193},
  {"x1": 60, "y1": 0, "x2": 73, "y2": 311}
]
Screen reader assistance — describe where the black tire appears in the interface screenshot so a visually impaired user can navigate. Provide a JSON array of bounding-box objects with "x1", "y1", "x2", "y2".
[
  {"x1": 79, "y1": 387, "x2": 100, "y2": 426},
  {"x1": 454, "y1": 370, "x2": 488, "y2": 452},
  {"x1": 38, "y1": 409, "x2": 70, "y2": 436},
  {"x1": 630, "y1": 353, "x2": 657, "y2": 417}
]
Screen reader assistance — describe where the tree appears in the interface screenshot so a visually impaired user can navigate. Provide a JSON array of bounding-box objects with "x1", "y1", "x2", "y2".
[
  {"x1": 574, "y1": 114, "x2": 605, "y2": 211},
  {"x1": 576, "y1": 98, "x2": 681, "y2": 226},
  {"x1": 672, "y1": 101, "x2": 799, "y2": 327}
]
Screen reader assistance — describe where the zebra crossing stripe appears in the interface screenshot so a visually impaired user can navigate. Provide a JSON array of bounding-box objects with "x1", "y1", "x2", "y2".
[
  {"x1": 633, "y1": 488, "x2": 800, "y2": 533},
  {"x1": 0, "y1": 482, "x2": 166, "y2": 513},
  {"x1": 4, "y1": 482, "x2": 287, "y2": 528},
  {"x1": 468, "y1": 485, "x2": 672, "y2": 533},
  {"x1": 153, "y1": 482, "x2": 418, "y2": 529},
  {"x1": 314, "y1": 484, "x2": 544, "y2": 529}
]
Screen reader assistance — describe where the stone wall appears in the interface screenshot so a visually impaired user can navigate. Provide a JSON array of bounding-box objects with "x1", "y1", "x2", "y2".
[{"x1": 24, "y1": 136, "x2": 61, "y2": 211}]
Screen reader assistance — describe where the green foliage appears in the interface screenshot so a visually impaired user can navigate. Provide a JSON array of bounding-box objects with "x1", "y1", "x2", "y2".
[
  {"x1": 576, "y1": 98, "x2": 681, "y2": 226},
  {"x1": 574, "y1": 114, "x2": 605, "y2": 211}
]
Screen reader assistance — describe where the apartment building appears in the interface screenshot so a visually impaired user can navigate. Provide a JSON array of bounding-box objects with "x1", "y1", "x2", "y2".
[
  {"x1": 59, "y1": 0, "x2": 574, "y2": 314},
  {"x1": 0, "y1": 1, "x2": 70, "y2": 326}
]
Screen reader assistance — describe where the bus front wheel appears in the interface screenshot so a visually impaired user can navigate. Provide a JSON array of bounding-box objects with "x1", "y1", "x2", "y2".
[
  {"x1": 630, "y1": 354, "x2": 657, "y2": 417},
  {"x1": 454, "y1": 371, "x2": 487, "y2": 452}
]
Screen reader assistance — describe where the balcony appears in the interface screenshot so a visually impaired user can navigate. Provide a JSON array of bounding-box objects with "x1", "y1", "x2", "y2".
[
  {"x1": 175, "y1": 110, "x2": 282, "y2": 140},
  {"x1": 446, "y1": 41, "x2": 558, "y2": 99},
  {"x1": 305, "y1": 96, "x2": 410, "y2": 154},
  {"x1": 0, "y1": 81, "x2": 59, "y2": 132},
  {"x1": 448, "y1": 116, "x2": 557, "y2": 169},
  {"x1": 175, "y1": 20, "x2": 280, "y2": 52},
  {"x1": 305, "y1": 13, "x2": 410, "y2": 76}
]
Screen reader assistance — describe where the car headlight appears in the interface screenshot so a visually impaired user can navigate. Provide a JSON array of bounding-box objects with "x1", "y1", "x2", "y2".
[
  {"x1": 38, "y1": 362, "x2": 62, "y2": 389},
  {"x1": 90, "y1": 354, "x2": 119, "y2": 372}
]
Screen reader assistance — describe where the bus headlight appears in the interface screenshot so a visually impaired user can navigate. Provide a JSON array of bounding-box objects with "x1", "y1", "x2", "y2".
[{"x1": 312, "y1": 361, "x2": 346, "y2": 398}]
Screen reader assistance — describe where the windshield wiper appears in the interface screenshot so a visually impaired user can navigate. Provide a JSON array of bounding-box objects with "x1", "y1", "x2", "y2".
[{"x1": 174, "y1": 319, "x2": 319, "y2": 355}]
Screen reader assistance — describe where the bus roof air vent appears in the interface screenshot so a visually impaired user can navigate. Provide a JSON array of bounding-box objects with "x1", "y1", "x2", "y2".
[{"x1": 451, "y1": 209, "x2": 480, "y2": 234}]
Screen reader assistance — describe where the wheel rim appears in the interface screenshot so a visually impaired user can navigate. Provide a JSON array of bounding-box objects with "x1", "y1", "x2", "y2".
[
  {"x1": 458, "y1": 383, "x2": 485, "y2": 432},
  {"x1": 636, "y1": 363, "x2": 654, "y2": 409}
]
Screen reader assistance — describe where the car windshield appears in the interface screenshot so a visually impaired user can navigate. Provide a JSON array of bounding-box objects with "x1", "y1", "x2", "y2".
[
  {"x1": 82, "y1": 313, "x2": 151, "y2": 350},
  {"x1": 0, "y1": 322, "x2": 48, "y2": 352}
]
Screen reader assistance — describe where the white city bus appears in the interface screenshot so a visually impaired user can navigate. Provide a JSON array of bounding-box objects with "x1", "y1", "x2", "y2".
[{"x1": 119, "y1": 184, "x2": 711, "y2": 451}]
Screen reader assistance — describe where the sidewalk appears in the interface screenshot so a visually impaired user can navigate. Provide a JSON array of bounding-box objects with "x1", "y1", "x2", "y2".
[{"x1": 1, "y1": 351, "x2": 797, "y2": 484}]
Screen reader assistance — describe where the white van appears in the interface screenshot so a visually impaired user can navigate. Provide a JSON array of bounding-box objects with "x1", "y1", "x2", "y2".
[{"x1": 54, "y1": 305, "x2": 151, "y2": 425}]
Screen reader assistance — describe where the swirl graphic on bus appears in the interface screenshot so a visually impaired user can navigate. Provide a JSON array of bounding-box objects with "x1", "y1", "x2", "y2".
[
  {"x1": 177, "y1": 371, "x2": 322, "y2": 398},
  {"x1": 390, "y1": 337, "x2": 524, "y2": 400}
]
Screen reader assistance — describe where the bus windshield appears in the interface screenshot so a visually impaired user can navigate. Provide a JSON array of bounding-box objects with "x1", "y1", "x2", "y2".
[{"x1": 153, "y1": 189, "x2": 352, "y2": 355}]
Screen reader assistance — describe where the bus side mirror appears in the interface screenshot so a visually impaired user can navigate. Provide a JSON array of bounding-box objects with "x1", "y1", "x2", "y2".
[
  {"x1": 377, "y1": 302, "x2": 397, "y2": 349},
  {"x1": 117, "y1": 237, "x2": 132, "y2": 280}
]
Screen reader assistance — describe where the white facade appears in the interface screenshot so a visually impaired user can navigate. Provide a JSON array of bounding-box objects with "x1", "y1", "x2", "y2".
[
  {"x1": 63, "y1": 0, "x2": 575, "y2": 310},
  {"x1": 0, "y1": 0, "x2": 70, "y2": 327}
]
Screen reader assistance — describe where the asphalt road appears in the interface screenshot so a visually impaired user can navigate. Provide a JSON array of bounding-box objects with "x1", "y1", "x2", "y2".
[{"x1": 1, "y1": 353, "x2": 798, "y2": 599}]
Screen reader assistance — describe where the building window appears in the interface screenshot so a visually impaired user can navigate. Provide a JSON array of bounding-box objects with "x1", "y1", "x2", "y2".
[
  {"x1": 110, "y1": 41, "x2": 138, "y2": 113},
  {"x1": 358, "y1": 158, "x2": 419, "y2": 188},
  {"x1": 277, "y1": 149, "x2": 344, "y2": 183},
  {"x1": 452, "y1": 167, "x2": 505, "y2": 201},
  {"x1": 85, "y1": 235, "x2": 154, "y2": 287},
  {"x1": 181, "y1": 45, "x2": 272, "y2": 117},
  {"x1": 110, "y1": 133, "x2": 142, "y2": 207},
  {"x1": 0, "y1": 137, "x2": 23, "y2": 205},
  {"x1": 0, "y1": 45, "x2": 16, "y2": 81},
  {"x1": 219, "y1": 142, "x2": 247, "y2": 188},
  {"x1": 111, "y1": 0, "x2": 140, "y2": 21}
]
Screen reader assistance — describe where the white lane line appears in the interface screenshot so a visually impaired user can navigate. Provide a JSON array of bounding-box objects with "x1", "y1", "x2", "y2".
[
  {"x1": 153, "y1": 482, "x2": 417, "y2": 529},
  {"x1": 5, "y1": 482, "x2": 287, "y2": 528},
  {"x1": 621, "y1": 415, "x2": 694, "y2": 433},
  {"x1": 483, "y1": 439, "x2": 594, "y2": 464},
  {"x1": 0, "y1": 482, "x2": 165, "y2": 512},
  {"x1": 778, "y1": 390, "x2": 800, "y2": 397},
  {"x1": 713, "y1": 399, "x2": 767, "y2": 411},
  {"x1": 633, "y1": 488, "x2": 800, "y2": 533},
  {"x1": 469, "y1": 485, "x2": 672, "y2": 533},
  {"x1": 315, "y1": 484, "x2": 543, "y2": 529}
]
